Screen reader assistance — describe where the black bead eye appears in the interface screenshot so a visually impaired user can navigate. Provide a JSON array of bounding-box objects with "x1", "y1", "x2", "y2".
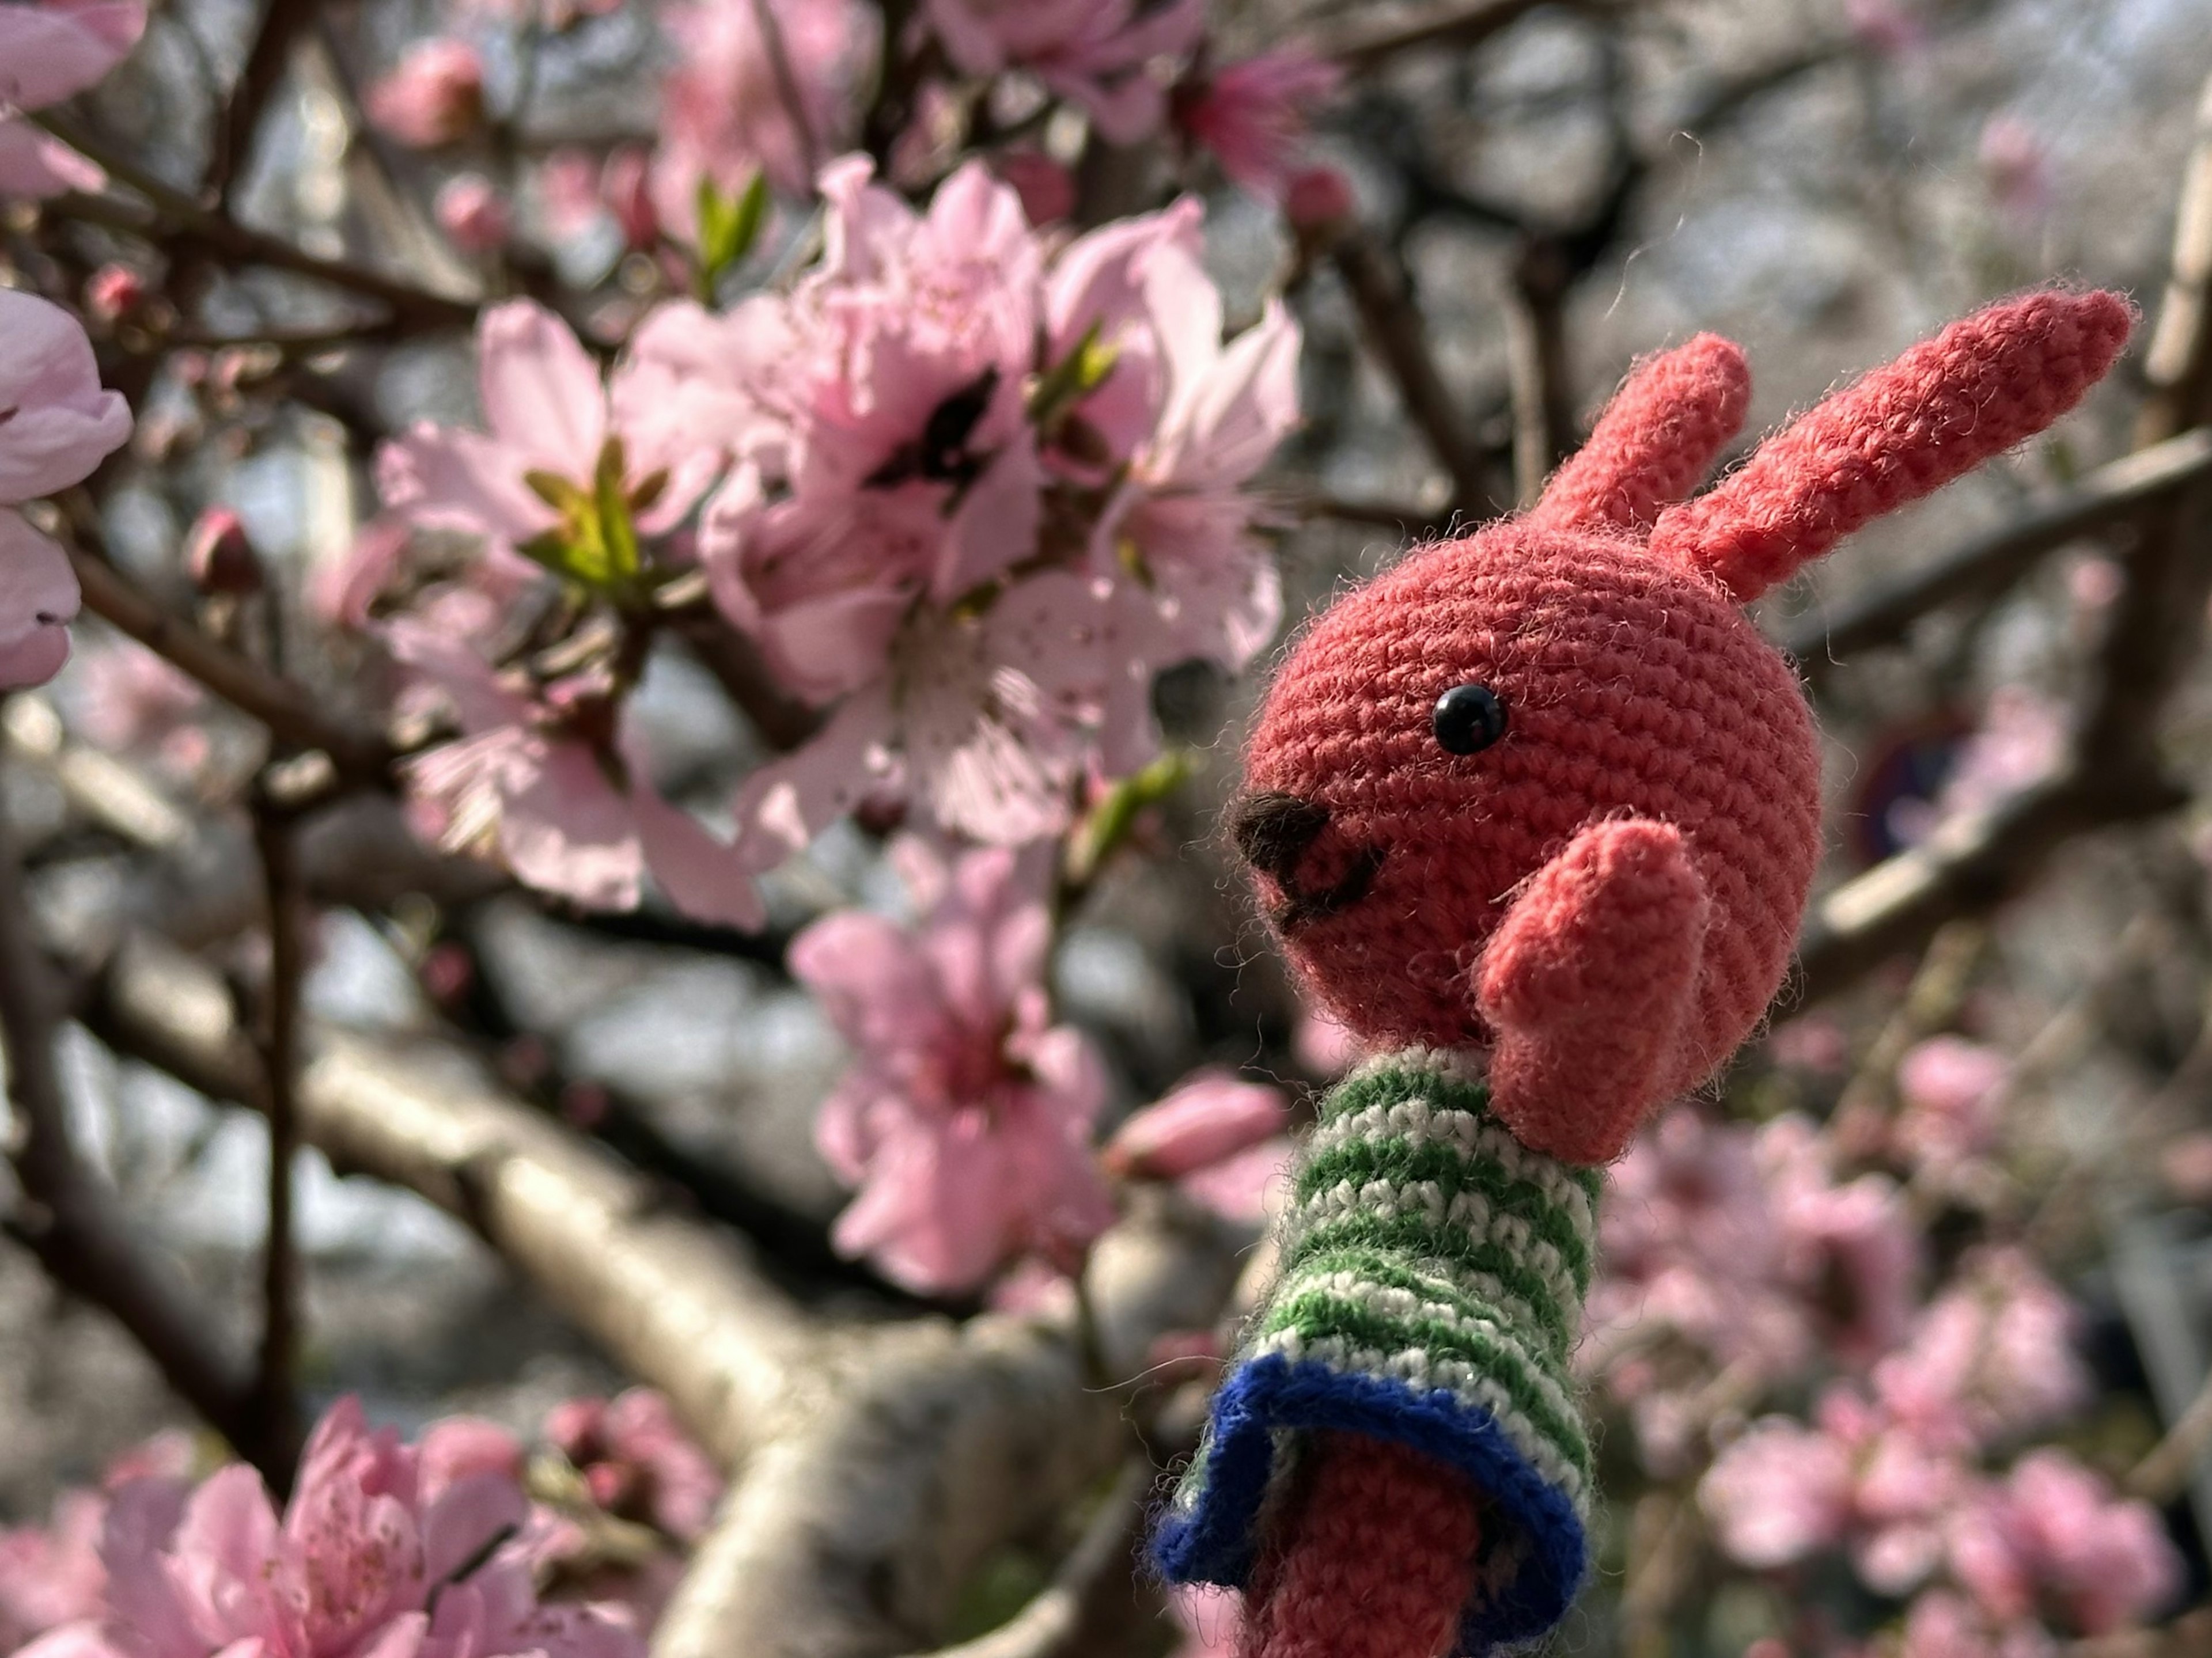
[{"x1": 1433, "y1": 682, "x2": 1508, "y2": 754}]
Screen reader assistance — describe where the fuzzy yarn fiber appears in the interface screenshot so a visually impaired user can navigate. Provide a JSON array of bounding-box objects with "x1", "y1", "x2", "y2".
[
  {"x1": 1154, "y1": 1053, "x2": 1599, "y2": 1655},
  {"x1": 1234, "y1": 287, "x2": 2129, "y2": 1164}
]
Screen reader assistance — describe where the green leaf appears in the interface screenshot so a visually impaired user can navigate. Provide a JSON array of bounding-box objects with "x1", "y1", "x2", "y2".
[
  {"x1": 1065, "y1": 750, "x2": 1194, "y2": 888},
  {"x1": 513, "y1": 440, "x2": 644, "y2": 597},
  {"x1": 524, "y1": 469, "x2": 589, "y2": 514},
  {"x1": 1028, "y1": 322, "x2": 1122, "y2": 432},
  {"x1": 592, "y1": 437, "x2": 641, "y2": 586},
  {"x1": 695, "y1": 170, "x2": 770, "y2": 292}
]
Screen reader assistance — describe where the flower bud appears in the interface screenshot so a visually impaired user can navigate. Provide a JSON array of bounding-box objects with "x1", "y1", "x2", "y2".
[
  {"x1": 365, "y1": 38, "x2": 486, "y2": 149},
  {"x1": 436, "y1": 173, "x2": 513, "y2": 254},
  {"x1": 1284, "y1": 165, "x2": 1355, "y2": 236},
  {"x1": 84, "y1": 262, "x2": 144, "y2": 322},
  {"x1": 184, "y1": 506, "x2": 262, "y2": 595},
  {"x1": 1103, "y1": 1068, "x2": 1288, "y2": 1180}
]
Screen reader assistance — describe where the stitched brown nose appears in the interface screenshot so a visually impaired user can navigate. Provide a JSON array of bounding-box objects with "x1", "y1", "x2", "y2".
[{"x1": 1228, "y1": 790, "x2": 1330, "y2": 881}]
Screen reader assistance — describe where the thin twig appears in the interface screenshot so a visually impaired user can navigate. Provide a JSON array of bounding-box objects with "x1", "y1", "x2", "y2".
[
  {"x1": 1313, "y1": 0, "x2": 1554, "y2": 73},
  {"x1": 67, "y1": 548, "x2": 395, "y2": 783},
  {"x1": 210, "y1": 0, "x2": 319, "y2": 206},
  {"x1": 251, "y1": 788, "x2": 305, "y2": 1463},
  {"x1": 746, "y1": 0, "x2": 821, "y2": 183},
  {"x1": 0, "y1": 753, "x2": 295, "y2": 1483},
  {"x1": 897, "y1": 1459, "x2": 1158, "y2": 1658},
  {"x1": 37, "y1": 117, "x2": 478, "y2": 330},
  {"x1": 1330, "y1": 232, "x2": 1503, "y2": 514}
]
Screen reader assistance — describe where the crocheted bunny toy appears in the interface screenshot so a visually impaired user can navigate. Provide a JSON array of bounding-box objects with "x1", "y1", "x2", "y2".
[{"x1": 1152, "y1": 289, "x2": 2131, "y2": 1658}]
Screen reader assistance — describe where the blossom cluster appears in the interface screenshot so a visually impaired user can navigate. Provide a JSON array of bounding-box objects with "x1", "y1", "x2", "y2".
[
  {"x1": 0, "y1": 1391, "x2": 723, "y2": 1657},
  {"x1": 364, "y1": 154, "x2": 1300, "y2": 926},
  {"x1": 1583, "y1": 1097, "x2": 2181, "y2": 1656},
  {"x1": 791, "y1": 837, "x2": 1289, "y2": 1294}
]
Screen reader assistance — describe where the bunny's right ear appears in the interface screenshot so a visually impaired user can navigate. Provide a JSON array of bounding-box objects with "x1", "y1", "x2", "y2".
[
  {"x1": 1529, "y1": 333, "x2": 1750, "y2": 535},
  {"x1": 1649, "y1": 289, "x2": 2133, "y2": 602}
]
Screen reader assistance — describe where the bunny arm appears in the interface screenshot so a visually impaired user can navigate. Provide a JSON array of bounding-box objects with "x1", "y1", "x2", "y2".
[
  {"x1": 1240, "y1": 1431, "x2": 1482, "y2": 1658},
  {"x1": 1475, "y1": 818, "x2": 1711, "y2": 1165}
]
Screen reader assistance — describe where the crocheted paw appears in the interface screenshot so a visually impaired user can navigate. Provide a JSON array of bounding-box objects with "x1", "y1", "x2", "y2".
[{"x1": 1476, "y1": 818, "x2": 1710, "y2": 1164}]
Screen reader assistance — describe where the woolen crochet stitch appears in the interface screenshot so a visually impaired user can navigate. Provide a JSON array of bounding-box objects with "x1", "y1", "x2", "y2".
[
  {"x1": 1154, "y1": 1054, "x2": 1598, "y2": 1651},
  {"x1": 1176, "y1": 288, "x2": 2133, "y2": 1658},
  {"x1": 1233, "y1": 287, "x2": 2130, "y2": 1164}
]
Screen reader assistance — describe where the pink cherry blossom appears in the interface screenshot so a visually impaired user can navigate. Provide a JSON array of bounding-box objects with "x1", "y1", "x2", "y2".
[
  {"x1": 418, "y1": 1418, "x2": 527, "y2": 1497},
  {"x1": 991, "y1": 150, "x2": 1076, "y2": 226},
  {"x1": 542, "y1": 1390, "x2": 722, "y2": 1543},
  {"x1": 624, "y1": 160, "x2": 1298, "y2": 853},
  {"x1": 1979, "y1": 115, "x2": 2052, "y2": 225},
  {"x1": 1846, "y1": 0, "x2": 1926, "y2": 58},
  {"x1": 0, "y1": 1489, "x2": 109, "y2": 1648},
  {"x1": 1293, "y1": 1006, "x2": 1358, "y2": 1076},
  {"x1": 1702, "y1": 1385, "x2": 1968, "y2": 1595},
  {"x1": 1170, "y1": 1584, "x2": 1243, "y2": 1656},
  {"x1": 1873, "y1": 1248, "x2": 2090, "y2": 1452},
  {"x1": 1895, "y1": 1036, "x2": 2009, "y2": 1170},
  {"x1": 1701, "y1": 1416, "x2": 1856, "y2": 1568},
  {"x1": 389, "y1": 608, "x2": 766, "y2": 927},
  {"x1": 366, "y1": 37, "x2": 484, "y2": 149},
  {"x1": 0, "y1": 1, "x2": 145, "y2": 111},
  {"x1": 1103, "y1": 1067, "x2": 1286, "y2": 1179},
  {"x1": 1895, "y1": 1589, "x2": 2055, "y2": 1658},
  {"x1": 1176, "y1": 47, "x2": 1342, "y2": 199},
  {"x1": 1758, "y1": 1116, "x2": 1919, "y2": 1365},
  {"x1": 1586, "y1": 1109, "x2": 1810, "y2": 1409},
  {"x1": 650, "y1": 0, "x2": 874, "y2": 229},
  {"x1": 924, "y1": 0, "x2": 1206, "y2": 144},
  {"x1": 26, "y1": 1397, "x2": 641, "y2": 1658},
  {"x1": 82, "y1": 263, "x2": 141, "y2": 321},
  {"x1": 1946, "y1": 1450, "x2": 2180, "y2": 1636},
  {"x1": 377, "y1": 299, "x2": 714, "y2": 566},
  {"x1": 1937, "y1": 688, "x2": 2066, "y2": 824},
  {"x1": 789, "y1": 841, "x2": 1113, "y2": 1294},
  {"x1": 1, "y1": 288, "x2": 133, "y2": 503},
  {"x1": 435, "y1": 172, "x2": 513, "y2": 253},
  {"x1": 65, "y1": 638, "x2": 208, "y2": 777}
]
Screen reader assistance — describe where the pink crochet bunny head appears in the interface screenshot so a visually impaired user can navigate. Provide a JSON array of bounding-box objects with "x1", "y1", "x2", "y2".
[{"x1": 1233, "y1": 290, "x2": 2130, "y2": 1164}]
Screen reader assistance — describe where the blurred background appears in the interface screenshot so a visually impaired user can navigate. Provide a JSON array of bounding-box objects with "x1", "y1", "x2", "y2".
[{"x1": 4, "y1": 0, "x2": 2212, "y2": 1655}]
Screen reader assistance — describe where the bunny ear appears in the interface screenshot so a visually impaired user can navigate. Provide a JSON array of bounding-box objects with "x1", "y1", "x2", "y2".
[
  {"x1": 1649, "y1": 289, "x2": 2134, "y2": 602},
  {"x1": 1529, "y1": 333, "x2": 1751, "y2": 534}
]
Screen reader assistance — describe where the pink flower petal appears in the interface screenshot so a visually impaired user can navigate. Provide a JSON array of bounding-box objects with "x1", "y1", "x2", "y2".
[
  {"x1": 0, "y1": 289, "x2": 132, "y2": 502},
  {"x1": 475, "y1": 301, "x2": 605, "y2": 477},
  {"x1": 0, "y1": 507, "x2": 79, "y2": 687},
  {"x1": 0, "y1": 1, "x2": 145, "y2": 109}
]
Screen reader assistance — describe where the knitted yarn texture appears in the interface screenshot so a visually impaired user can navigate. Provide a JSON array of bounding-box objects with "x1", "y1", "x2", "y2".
[
  {"x1": 1154, "y1": 1053, "x2": 1599, "y2": 1653},
  {"x1": 1230, "y1": 287, "x2": 2130, "y2": 1164},
  {"x1": 1175, "y1": 289, "x2": 2134, "y2": 1658}
]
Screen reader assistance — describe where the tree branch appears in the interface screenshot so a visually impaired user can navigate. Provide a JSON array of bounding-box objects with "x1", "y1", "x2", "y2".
[
  {"x1": 1777, "y1": 427, "x2": 2212, "y2": 674},
  {"x1": 1790, "y1": 70, "x2": 2212, "y2": 1007},
  {"x1": 209, "y1": 0, "x2": 319, "y2": 205},
  {"x1": 68, "y1": 549, "x2": 395, "y2": 784},
  {"x1": 897, "y1": 1459, "x2": 1159, "y2": 1658},
  {"x1": 37, "y1": 117, "x2": 479, "y2": 331},
  {"x1": 1331, "y1": 231, "x2": 1506, "y2": 515},
  {"x1": 1314, "y1": 0, "x2": 1555, "y2": 74},
  {"x1": 0, "y1": 760, "x2": 296, "y2": 1484},
  {"x1": 250, "y1": 791, "x2": 306, "y2": 1468}
]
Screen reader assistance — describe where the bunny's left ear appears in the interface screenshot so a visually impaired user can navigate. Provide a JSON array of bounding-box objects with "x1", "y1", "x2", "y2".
[
  {"x1": 1529, "y1": 333, "x2": 1749, "y2": 535},
  {"x1": 1649, "y1": 289, "x2": 2134, "y2": 602}
]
